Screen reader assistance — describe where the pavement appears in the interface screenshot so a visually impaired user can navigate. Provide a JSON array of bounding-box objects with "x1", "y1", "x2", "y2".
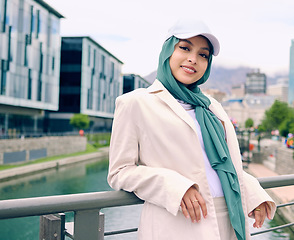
[{"x1": 246, "y1": 163, "x2": 294, "y2": 203}]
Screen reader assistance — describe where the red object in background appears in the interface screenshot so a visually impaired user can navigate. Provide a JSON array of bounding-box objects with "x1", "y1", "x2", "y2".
[
  {"x1": 249, "y1": 143, "x2": 254, "y2": 151},
  {"x1": 79, "y1": 129, "x2": 84, "y2": 136}
]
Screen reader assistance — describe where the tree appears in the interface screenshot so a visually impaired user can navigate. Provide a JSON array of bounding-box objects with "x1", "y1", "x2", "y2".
[
  {"x1": 245, "y1": 118, "x2": 254, "y2": 128},
  {"x1": 70, "y1": 114, "x2": 90, "y2": 130},
  {"x1": 259, "y1": 100, "x2": 291, "y2": 131},
  {"x1": 279, "y1": 108, "x2": 294, "y2": 137}
]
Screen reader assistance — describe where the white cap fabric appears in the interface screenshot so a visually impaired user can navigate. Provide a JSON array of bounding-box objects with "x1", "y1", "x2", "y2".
[{"x1": 165, "y1": 19, "x2": 220, "y2": 56}]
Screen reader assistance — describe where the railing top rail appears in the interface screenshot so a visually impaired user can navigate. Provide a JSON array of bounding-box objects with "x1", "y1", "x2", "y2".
[
  {"x1": 258, "y1": 174, "x2": 294, "y2": 188},
  {"x1": 0, "y1": 191, "x2": 143, "y2": 220},
  {"x1": 0, "y1": 174, "x2": 293, "y2": 220}
]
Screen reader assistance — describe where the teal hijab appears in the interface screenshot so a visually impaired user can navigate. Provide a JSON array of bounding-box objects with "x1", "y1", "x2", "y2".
[{"x1": 157, "y1": 36, "x2": 246, "y2": 240}]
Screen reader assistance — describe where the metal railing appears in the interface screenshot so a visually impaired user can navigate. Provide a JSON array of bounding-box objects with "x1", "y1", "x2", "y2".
[{"x1": 0, "y1": 175, "x2": 293, "y2": 239}]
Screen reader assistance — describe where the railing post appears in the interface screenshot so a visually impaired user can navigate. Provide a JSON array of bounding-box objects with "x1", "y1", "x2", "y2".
[
  {"x1": 39, "y1": 214, "x2": 61, "y2": 240},
  {"x1": 74, "y1": 209, "x2": 104, "y2": 240}
]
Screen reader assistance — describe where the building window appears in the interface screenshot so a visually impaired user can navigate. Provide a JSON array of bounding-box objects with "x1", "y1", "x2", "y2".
[
  {"x1": 30, "y1": 5, "x2": 34, "y2": 37},
  {"x1": 52, "y1": 56, "x2": 55, "y2": 71},
  {"x1": 37, "y1": 77, "x2": 42, "y2": 101},
  {"x1": 100, "y1": 55, "x2": 105, "y2": 79},
  {"x1": 110, "y1": 62, "x2": 114, "y2": 83},
  {"x1": 27, "y1": 69, "x2": 32, "y2": 100},
  {"x1": 7, "y1": 25, "x2": 12, "y2": 64},
  {"x1": 93, "y1": 49, "x2": 96, "y2": 71},
  {"x1": 88, "y1": 45, "x2": 91, "y2": 66},
  {"x1": 39, "y1": 43, "x2": 43, "y2": 73},
  {"x1": 1, "y1": 60, "x2": 7, "y2": 95},
  {"x1": 1, "y1": 0, "x2": 8, "y2": 32},
  {"x1": 36, "y1": 9, "x2": 40, "y2": 38}
]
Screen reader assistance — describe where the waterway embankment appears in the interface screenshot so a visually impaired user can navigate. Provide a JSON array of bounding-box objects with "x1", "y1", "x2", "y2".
[{"x1": 0, "y1": 147, "x2": 109, "y2": 182}]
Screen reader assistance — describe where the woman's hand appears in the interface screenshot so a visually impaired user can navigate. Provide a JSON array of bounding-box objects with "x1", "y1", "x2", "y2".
[
  {"x1": 181, "y1": 186, "x2": 207, "y2": 223},
  {"x1": 248, "y1": 202, "x2": 271, "y2": 228}
]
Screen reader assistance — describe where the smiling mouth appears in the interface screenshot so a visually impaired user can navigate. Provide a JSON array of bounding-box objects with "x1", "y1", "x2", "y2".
[{"x1": 181, "y1": 66, "x2": 196, "y2": 73}]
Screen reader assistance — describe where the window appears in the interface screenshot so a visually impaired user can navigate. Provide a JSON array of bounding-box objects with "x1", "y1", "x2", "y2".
[
  {"x1": 1, "y1": 60, "x2": 7, "y2": 95},
  {"x1": 52, "y1": 56, "x2": 55, "y2": 71},
  {"x1": 100, "y1": 55, "x2": 105, "y2": 78},
  {"x1": 110, "y1": 62, "x2": 114, "y2": 83},
  {"x1": 39, "y1": 43, "x2": 43, "y2": 73},
  {"x1": 30, "y1": 5, "x2": 34, "y2": 36},
  {"x1": 7, "y1": 25, "x2": 12, "y2": 63},
  {"x1": 1, "y1": 0, "x2": 8, "y2": 32},
  {"x1": 93, "y1": 49, "x2": 96, "y2": 70},
  {"x1": 36, "y1": 9, "x2": 40, "y2": 38},
  {"x1": 27, "y1": 69, "x2": 32, "y2": 100},
  {"x1": 37, "y1": 77, "x2": 42, "y2": 101},
  {"x1": 88, "y1": 45, "x2": 91, "y2": 66}
]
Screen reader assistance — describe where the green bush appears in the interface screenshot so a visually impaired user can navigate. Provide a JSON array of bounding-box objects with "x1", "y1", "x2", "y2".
[
  {"x1": 245, "y1": 118, "x2": 254, "y2": 128},
  {"x1": 70, "y1": 114, "x2": 90, "y2": 130}
]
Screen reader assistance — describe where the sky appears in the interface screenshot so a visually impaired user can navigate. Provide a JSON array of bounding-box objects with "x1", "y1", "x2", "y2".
[{"x1": 45, "y1": 0, "x2": 294, "y2": 77}]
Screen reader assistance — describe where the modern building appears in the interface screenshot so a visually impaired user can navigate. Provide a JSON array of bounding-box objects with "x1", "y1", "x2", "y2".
[
  {"x1": 289, "y1": 40, "x2": 294, "y2": 106},
  {"x1": 0, "y1": 0, "x2": 63, "y2": 135},
  {"x1": 47, "y1": 36, "x2": 123, "y2": 132},
  {"x1": 202, "y1": 88, "x2": 227, "y2": 103},
  {"x1": 223, "y1": 95, "x2": 275, "y2": 127},
  {"x1": 245, "y1": 69, "x2": 267, "y2": 94},
  {"x1": 267, "y1": 78, "x2": 289, "y2": 103},
  {"x1": 123, "y1": 74, "x2": 150, "y2": 94},
  {"x1": 231, "y1": 84, "x2": 245, "y2": 98}
]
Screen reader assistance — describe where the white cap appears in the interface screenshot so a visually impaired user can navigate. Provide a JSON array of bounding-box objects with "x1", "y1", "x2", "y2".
[{"x1": 165, "y1": 19, "x2": 220, "y2": 56}]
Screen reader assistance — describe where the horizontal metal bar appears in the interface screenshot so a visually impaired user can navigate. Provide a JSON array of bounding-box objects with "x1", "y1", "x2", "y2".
[
  {"x1": 251, "y1": 222, "x2": 294, "y2": 236},
  {"x1": 0, "y1": 174, "x2": 293, "y2": 221},
  {"x1": 0, "y1": 191, "x2": 143, "y2": 220},
  {"x1": 104, "y1": 228, "x2": 138, "y2": 236},
  {"x1": 277, "y1": 202, "x2": 294, "y2": 208},
  {"x1": 258, "y1": 174, "x2": 294, "y2": 189}
]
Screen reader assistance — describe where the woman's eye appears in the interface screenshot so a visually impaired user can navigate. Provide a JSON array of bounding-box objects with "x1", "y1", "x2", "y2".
[
  {"x1": 179, "y1": 46, "x2": 189, "y2": 51},
  {"x1": 200, "y1": 53, "x2": 208, "y2": 59}
]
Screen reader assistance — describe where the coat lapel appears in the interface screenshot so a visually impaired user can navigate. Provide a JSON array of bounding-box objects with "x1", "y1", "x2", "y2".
[{"x1": 148, "y1": 80, "x2": 198, "y2": 133}]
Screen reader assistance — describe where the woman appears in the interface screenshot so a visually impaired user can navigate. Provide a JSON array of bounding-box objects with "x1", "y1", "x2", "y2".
[{"x1": 108, "y1": 19, "x2": 276, "y2": 240}]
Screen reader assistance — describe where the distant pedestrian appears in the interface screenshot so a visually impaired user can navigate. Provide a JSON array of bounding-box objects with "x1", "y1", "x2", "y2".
[{"x1": 108, "y1": 18, "x2": 276, "y2": 240}]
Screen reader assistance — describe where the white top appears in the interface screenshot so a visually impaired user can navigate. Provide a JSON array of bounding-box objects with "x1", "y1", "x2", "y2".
[{"x1": 177, "y1": 100, "x2": 224, "y2": 198}]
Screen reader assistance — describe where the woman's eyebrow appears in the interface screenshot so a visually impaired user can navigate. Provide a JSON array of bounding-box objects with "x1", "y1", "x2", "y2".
[
  {"x1": 201, "y1": 47, "x2": 210, "y2": 52},
  {"x1": 179, "y1": 39, "x2": 193, "y2": 45},
  {"x1": 179, "y1": 39, "x2": 210, "y2": 52}
]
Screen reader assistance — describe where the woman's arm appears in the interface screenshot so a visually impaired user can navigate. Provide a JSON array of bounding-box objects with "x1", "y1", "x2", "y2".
[
  {"x1": 108, "y1": 95, "x2": 196, "y2": 216},
  {"x1": 243, "y1": 171, "x2": 276, "y2": 223}
]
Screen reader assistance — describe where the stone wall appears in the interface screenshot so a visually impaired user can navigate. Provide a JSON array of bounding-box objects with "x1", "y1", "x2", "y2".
[
  {"x1": 275, "y1": 147, "x2": 294, "y2": 175},
  {"x1": 0, "y1": 136, "x2": 87, "y2": 164},
  {"x1": 251, "y1": 139, "x2": 294, "y2": 175}
]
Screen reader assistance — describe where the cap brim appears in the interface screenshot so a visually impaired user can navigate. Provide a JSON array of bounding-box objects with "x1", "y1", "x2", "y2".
[{"x1": 173, "y1": 33, "x2": 220, "y2": 56}]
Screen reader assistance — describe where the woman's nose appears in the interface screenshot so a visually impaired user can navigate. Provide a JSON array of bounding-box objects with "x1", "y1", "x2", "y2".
[{"x1": 188, "y1": 55, "x2": 197, "y2": 64}]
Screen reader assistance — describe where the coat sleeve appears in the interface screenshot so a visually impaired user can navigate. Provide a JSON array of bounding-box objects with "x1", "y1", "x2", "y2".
[
  {"x1": 242, "y1": 171, "x2": 276, "y2": 219},
  {"x1": 107, "y1": 95, "x2": 196, "y2": 216}
]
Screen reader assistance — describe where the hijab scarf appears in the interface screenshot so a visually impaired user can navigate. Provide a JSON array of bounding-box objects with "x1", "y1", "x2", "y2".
[{"x1": 156, "y1": 36, "x2": 246, "y2": 240}]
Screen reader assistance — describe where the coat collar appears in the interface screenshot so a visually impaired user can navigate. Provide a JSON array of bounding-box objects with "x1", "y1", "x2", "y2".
[
  {"x1": 147, "y1": 80, "x2": 197, "y2": 132},
  {"x1": 147, "y1": 79, "x2": 227, "y2": 132}
]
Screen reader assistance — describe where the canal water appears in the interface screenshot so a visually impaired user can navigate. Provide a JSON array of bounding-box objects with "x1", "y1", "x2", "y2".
[{"x1": 0, "y1": 158, "x2": 292, "y2": 240}]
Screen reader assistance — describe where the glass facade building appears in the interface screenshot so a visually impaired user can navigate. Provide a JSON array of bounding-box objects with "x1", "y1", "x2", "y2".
[
  {"x1": 123, "y1": 74, "x2": 150, "y2": 94},
  {"x1": 289, "y1": 40, "x2": 294, "y2": 106},
  {"x1": 48, "y1": 37, "x2": 123, "y2": 132},
  {"x1": 0, "y1": 0, "x2": 63, "y2": 135},
  {"x1": 245, "y1": 69, "x2": 266, "y2": 94}
]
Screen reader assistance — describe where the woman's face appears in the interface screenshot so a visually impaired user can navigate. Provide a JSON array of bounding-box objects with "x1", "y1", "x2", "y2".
[{"x1": 169, "y1": 35, "x2": 210, "y2": 86}]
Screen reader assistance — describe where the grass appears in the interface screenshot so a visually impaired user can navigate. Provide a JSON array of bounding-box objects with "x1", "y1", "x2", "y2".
[{"x1": 0, "y1": 143, "x2": 101, "y2": 171}]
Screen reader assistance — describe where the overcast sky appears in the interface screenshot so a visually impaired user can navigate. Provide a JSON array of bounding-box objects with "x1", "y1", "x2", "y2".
[{"x1": 45, "y1": 0, "x2": 294, "y2": 77}]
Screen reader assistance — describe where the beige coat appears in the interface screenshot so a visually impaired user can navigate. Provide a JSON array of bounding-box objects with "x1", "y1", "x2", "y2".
[{"x1": 108, "y1": 80, "x2": 276, "y2": 240}]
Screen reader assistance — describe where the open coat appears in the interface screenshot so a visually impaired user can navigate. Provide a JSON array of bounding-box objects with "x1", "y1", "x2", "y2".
[{"x1": 108, "y1": 80, "x2": 276, "y2": 240}]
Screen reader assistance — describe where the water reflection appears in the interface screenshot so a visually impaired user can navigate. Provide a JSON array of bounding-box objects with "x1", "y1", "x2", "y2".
[{"x1": 0, "y1": 159, "x2": 292, "y2": 240}]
